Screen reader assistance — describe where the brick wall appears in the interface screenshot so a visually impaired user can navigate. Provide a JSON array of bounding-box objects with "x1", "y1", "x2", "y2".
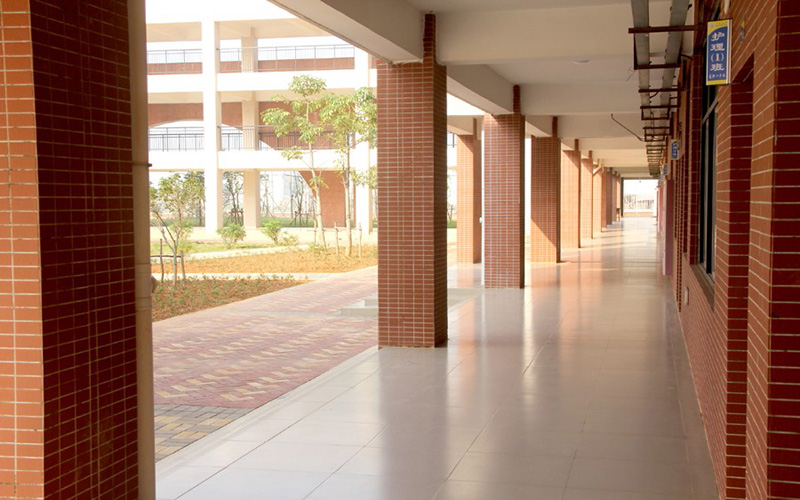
[
  {"x1": 376, "y1": 14, "x2": 447, "y2": 347},
  {"x1": 148, "y1": 102, "x2": 243, "y2": 128},
  {"x1": 456, "y1": 132, "x2": 481, "y2": 263},
  {"x1": 561, "y1": 144, "x2": 580, "y2": 249},
  {"x1": 299, "y1": 171, "x2": 346, "y2": 228},
  {"x1": 1, "y1": 1, "x2": 139, "y2": 498},
  {"x1": 670, "y1": 0, "x2": 800, "y2": 498},
  {"x1": 484, "y1": 86, "x2": 524, "y2": 287},
  {"x1": 580, "y1": 153, "x2": 593, "y2": 246},
  {"x1": 530, "y1": 119, "x2": 561, "y2": 262}
]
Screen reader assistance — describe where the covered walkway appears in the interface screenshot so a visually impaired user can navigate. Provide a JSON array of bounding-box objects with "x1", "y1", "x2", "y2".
[{"x1": 156, "y1": 218, "x2": 717, "y2": 500}]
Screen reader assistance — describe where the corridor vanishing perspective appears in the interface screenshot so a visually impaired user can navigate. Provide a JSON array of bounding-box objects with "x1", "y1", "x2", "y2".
[{"x1": 156, "y1": 218, "x2": 717, "y2": 500}]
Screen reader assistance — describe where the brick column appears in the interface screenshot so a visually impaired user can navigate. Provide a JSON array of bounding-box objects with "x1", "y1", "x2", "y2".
[
  {"x1": 530, "y1": 117, "x2": 561, "y2": 262},
  {"x1": 561, "y1": 140, "x2": 581, "y2": 249},
  {"x1": 456, "y1": 120, "x2": 482, "y2": 264},
  {"x1": 580, "y1": 152, "x2": 594, "y2": 246},
  {"x1": 592, "y1": 166, "x2": 603, "y2": 237},
  {"x1": 376, "y1": 14, "x2": 447, "y2": 347},
  {"x1": 484, "y1": 86, "x2": 525, "y2": 288},
  {"x1": 0, "y1": 2, "x2": 139, "y2": 497}
]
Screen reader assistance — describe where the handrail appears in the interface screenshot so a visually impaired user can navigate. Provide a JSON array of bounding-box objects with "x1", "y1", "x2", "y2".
[
  {"x1": 219, "y1": 44, "x2": 355, "y2": 73},
  {"x1": 220, "y1": 126, "x2": 343, "y2": 151},
  {"x1": 148, "y1": 127, "x2": 204, "y2": 152},
  {"x1": 146, "y1": 49, "x2": 203, "y2": 74}
]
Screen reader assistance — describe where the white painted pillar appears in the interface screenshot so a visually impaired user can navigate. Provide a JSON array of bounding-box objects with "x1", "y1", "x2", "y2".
[
  {"x1": 242, "y1": 92, "x2": 259, "y2": 150},
  {"x1": 353, "y1": 48, "x2": 374, "y2": 233},
  {"x1": 243, "y1": 170, "x2": 261, "y2": 229},
  {"x1": 202, "y1": 19, "x2": 223, "y2": 233},
  {"x1": 241, "y1": 30, "x2": 258, "y2": 73},
  {"x1": 128, "y1": 0, "x2": 155, "y2": 497},
  {"x1": 354, "y1": 141, "x2": 372, "y2": 233}
]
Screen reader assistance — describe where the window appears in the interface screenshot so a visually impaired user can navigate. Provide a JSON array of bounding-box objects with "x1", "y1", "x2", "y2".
[{"x1": 698, "y1": 77, "x2": 717, "y2": 275}]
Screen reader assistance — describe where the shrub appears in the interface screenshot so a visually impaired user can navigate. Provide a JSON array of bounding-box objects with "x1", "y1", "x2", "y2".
[
  {"x1": 281, "y1": 234, "x2": 299, "y2": 247},
  {"x1": 261, "y1": 219, "x2": 283, "y2": 244},
  {"x1": 217, "y1": 224, "x2": 246, "y2": 249}
]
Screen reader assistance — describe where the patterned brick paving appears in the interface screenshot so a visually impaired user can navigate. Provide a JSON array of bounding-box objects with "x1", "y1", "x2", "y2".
[{"x1": 153, "y1": 266, "x2": 378, "y2": 459}]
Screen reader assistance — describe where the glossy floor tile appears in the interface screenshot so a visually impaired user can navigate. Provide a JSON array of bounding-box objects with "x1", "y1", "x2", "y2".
[{"x1": 157, "y1": 218, "x2": 718, "y2": 500}]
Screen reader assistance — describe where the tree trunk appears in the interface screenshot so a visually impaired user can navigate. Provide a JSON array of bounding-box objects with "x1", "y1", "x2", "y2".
[
  {"x1": 343, "y1": 156, "x2": 352, "y2": 257},
  {"x1": 314, "y1": 186, "x2": 325, "y2": 247}
]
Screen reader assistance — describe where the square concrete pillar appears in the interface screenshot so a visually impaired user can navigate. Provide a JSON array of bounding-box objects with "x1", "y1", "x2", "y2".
[
  {"x1": 530, "y1": 117, "x2": 561, "y2": 262},
  {"x1": 456, "y1": 121, "x2": 482, "y2": 264},
  {"x1": 561, "y1": 140, "x2": 581, "y2": 249},
  {"x1": 580, "y1": 153, "x2": 594, "y2": 246},
  {"x1": 484, "y1": 86, "x2": 525, "y2": 288},
  {"x1": 243, "y1": 170, "x2": 261, "y2": 229},
  {"x1": 592, "y1": 166, "x2": 603, "y2": 237},
  {"x1": 376, "y1": 14, "x2": 447, "y2": 347}
]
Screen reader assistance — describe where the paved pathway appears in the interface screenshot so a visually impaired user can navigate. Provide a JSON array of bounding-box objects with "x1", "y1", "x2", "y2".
[{"x1": 153, "y1": 267, "x2": 378, "y2": 460}]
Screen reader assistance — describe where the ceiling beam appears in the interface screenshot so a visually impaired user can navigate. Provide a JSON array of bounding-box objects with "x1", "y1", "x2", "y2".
[
  {"x1": 437, "y1": 2, "x2": 673, "y2": 65},
  {"x1": 269, "y1": 0, "x2": 423, "y2": 63}
]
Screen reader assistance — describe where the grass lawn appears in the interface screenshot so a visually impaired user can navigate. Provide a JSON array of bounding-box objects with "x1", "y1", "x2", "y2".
[
  {"x1": 150, "y1": 241, "x2": 277, "y2": 255},
  {"x1": 153, "y1": 245, "x2": 378, "y2": 275},
  {"x1": 152, "y1": 276, "x2": 303, "y2": 322}
]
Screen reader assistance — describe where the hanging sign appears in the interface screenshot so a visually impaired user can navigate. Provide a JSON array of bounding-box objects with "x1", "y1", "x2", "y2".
[
  {"x1": 670, "y1": 139, "x2": 680, "y2": 160},
  {"x1": 706, "y1": 20, "x2": 731, "y2": 86}
]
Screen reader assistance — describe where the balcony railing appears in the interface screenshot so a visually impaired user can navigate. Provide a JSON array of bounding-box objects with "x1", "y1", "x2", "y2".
[
  {"x1": 219, "y1": 45, "x2": 356, "y2": 73},
  {"x1": 149, "y1": 127, "x2": 204, "y2": 151},
  {"x1": 220, "y1": 126, "x2": 342, "y2": 151},
  {"x1": 147, "y1": 49, "x2": 203, "y2": 75}
]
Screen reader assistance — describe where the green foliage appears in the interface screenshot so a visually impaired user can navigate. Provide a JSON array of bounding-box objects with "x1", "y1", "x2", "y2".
[
  {"x1": 307, "y1": 243, "x2": 327, "y2": 254},
  {"x1": 261, "y1": 219, "x2": 283, "y2": 244},
  {"x1": 352, "y1": 165, "x2": 377, "y2": 190},
  {"x1": 321, "y1": 87, "x2": 377, "y2": 152},
  {"x1": 150, "y1": 173, "x2": 204, "y2": 256},
  {"x1": 281, "y1": 234, "x2": 299, "y2": 247},
  {"x1": 217, "y1": 224, "x2": 246, "y2": 249},
  {"x1": 261, "y1": 75, "x2": 330, "y2": 165}
]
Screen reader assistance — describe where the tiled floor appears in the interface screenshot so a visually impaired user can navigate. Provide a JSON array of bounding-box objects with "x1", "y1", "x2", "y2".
[
  {"x1": 156, "y1": 218, "x2": 718, "y2": 500},
  {"x1": 153, "y1": 267, "x2": 379, "y2": 458}
]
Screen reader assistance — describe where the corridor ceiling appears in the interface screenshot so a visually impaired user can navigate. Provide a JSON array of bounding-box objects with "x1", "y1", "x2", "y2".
[{"x1": 269, "y1": 0, "x2": 692, "y2": 178}]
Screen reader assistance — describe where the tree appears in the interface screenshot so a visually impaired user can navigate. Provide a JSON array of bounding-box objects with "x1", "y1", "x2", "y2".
[
  {"x1": 184, "y1": 171, "x2": 205, "y2": 227},
  {"x1": 222, "y1": 171, "x2": 243, "y2": 225},
  {"x1": 261, "y1": 75, "x2": 330, "y2": 246},
  {"x1": 321, "y1": 87, "x2": 376, "y2": 256},
  {"x1": 150, "y1": 173, "x2": 204, "y2": 258}
]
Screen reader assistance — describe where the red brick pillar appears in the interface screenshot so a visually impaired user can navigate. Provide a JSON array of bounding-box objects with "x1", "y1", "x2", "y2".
[
  {"x1": 376, "y1": 14, "x2": 447, "y2": 347},
  {"x1": 0, "y1": 2, "x2": 139, "y2": 497},
  {"x1": 456, "y1": 121, "x2": 482, "y2": 264},
  {"x1": 530, "y1": 118, "x2": 561, "y2": 262},
  {"x1": 580, "y1": 153, "x2": 594, "y2": 246},
  {"x1": 484, "y1": 86, "x2": 525, "y2": 288},
  {"x1": 592, "y1": 166, "x2": 603, "y2": 237},
  {"x1": 561, "y1": 140, "x2": 581, "y2": 249}
]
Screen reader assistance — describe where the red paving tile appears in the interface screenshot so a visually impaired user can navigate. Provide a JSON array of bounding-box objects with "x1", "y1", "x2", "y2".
[{"x1": 153, "y1": 266, "x2": 377, "y2": 409}]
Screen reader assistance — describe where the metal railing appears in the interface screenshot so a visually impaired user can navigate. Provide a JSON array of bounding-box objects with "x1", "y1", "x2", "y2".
[
  {"x1": 220, "y1": 126, "x2": 342, "y2": 151},
  {"x1": 147, "y1": 49, "x2": 203, "y2": 75},
  {"x1": 219, "y1": 44, "x2": 356, "y2": 73},
  {"x1": 148, "y1": 127, "x2": 204, "y2": 152}
]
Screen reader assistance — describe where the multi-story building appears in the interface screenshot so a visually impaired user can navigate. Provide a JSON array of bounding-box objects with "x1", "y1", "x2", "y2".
[{"x1": 145, "y1": 1, "x2": 378, "y2": 234}]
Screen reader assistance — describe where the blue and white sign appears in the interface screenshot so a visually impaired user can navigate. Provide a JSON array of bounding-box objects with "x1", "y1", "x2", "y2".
[
  {"x1": 706, "y1": 20, "x2": 731, "y2": 86},
  {"x1": 670, "y1": 139, "x2": 680, "y2": 160}
]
